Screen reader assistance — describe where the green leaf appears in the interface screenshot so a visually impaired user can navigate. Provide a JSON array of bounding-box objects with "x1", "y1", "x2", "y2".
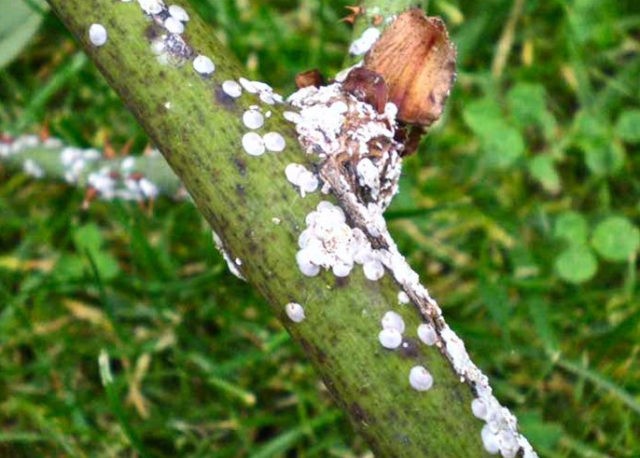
[
  {"x1": 526, "y1": 296, "x2": 559, "y2": 354},
  {"x1": 554, "y1": 211, "x2": 588, "y2": 245},
  {"x1": 582, "y1": 139, "x2": 625, "y2": 176},
  {"x1": 73, "y1": 223, "x2": 104, "y2": 254},
  {"x1": 615, "y1": 109, "x2": 640, "y2": 143},
  {"x1": 507, "y1": 83, "x2": 556, "y2": 139},
  {"x1": 518, "y1": 411, "x2": 564, "y2": 452},
  {"x1": 554, "y1": 245, "x2": 597, "y2": 284},
  {"x1": 463, "y1": 97, "x2": 525, "y2": 169},
  {"x1": 591, "y1": 216, "x2": 640, "y2": 262},
  {"x1": 482, "y1": 123, "x2": 525, "y2": 169},
  {"x1": 53, "y1": 254, "x2": 86, "y2": 281},
  {"x1": 73, "y1": 223, "x2": 120, "y2": 280},
  {"x1": 462, "y1": 98, "x2": 503, "y2": 137},
  {"x1": 528, "y1": 155, "x2": 561, "y2": 194},
  {"x1": 0, "y1": 0, "x2": 48, "y2": 69},
  {"x1": 574, "y1": 111, "x2": 608, "y2": 141}
]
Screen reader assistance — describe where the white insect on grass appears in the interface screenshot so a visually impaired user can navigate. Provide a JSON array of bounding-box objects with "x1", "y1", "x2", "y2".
[
  {"x1": 285, "y1": 302, "x2": 306, "y2": 323},
  {"x1": 193, "y1": 55, "x2": 215, "y2": 75},
  {"x1": 88, "y1": 24, "x2": 108, "y2": 47}
]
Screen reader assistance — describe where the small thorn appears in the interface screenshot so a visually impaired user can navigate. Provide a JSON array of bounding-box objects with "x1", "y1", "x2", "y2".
[
  {"x1": 82, "y1": 187, "x2": 98, "y2": 210},
  {"x1": 120, "y1": 138, "x2": 134, "y2": 156},
  {"x1": 340, "y1": 15, "x2": 356, "y2": 24},
  {"x1": 38, "y1": 123, "x2": 50, "y2": 142},
  {"x1": 345, "y1": 5, "x2": 365, "y2": 15},
  {"x1": 341, "y1": 5, "x2": 365, "y2": 25},
  {"x1": 104, "y1": 137, "x2": 116, "y2": 159}
]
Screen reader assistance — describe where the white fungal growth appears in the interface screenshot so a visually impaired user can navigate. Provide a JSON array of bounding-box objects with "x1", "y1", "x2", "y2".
[
  {"x1": 88, "y1": 24, "x2": 108, "y2": 47},
  {"x1": 138, "y1": 178, "x2": 159, "y2": 199},
  {"x1": 378, "y1": 328, "x2": 402, "y2": 349},
  {"x1": 61, "y1": 146, "x2": 100, "y2": 183},
  {"x1": 296, "y1": 201, "x2": 378, "y2": 278},
  {"x1": 283, "y1": 110, "x2": 302, "y2": 124},
  {"x1": 363, "y1": 259, "x2": 385, "y2": 281},
  {"x1": 471, "y1": 398, "x2": 488, "y2": 420},
  {"x1": 238, "y1": 77, "x2": 284, "y2": 105},
  {"x1": 0, "y1": 134, "x2": 171, "y2": 203},
  {"x1": 417, "y1": 323, "x2": 437, "y2": 346},
  {"x1": 263, "y1": 132, "x2": 286, "y2": 152},
  {"x1": 222, "y1": 80, "x2": 242, "y2": 98},
  {"x1": 356, "y1": 158, "x2": 381, "y2": 200},
  {"x1": 381, "y1": 311, "x2": 405, "y2": 333},
  {"x1": 193, "y1": 55, "x2": 215, "y2": 75},
  {"x1": 212, "y1": 231, "x2": 245, "y2": 280},
  {"x1": 242, "y1": 132, "x2": 265, "y2": 156},
  {"x1": 285, "y1": 163, "x2": 318, "y2": 197},
  {"x1": 397, "y1": 291, "x2": 410, "y2": 305},
  {"x1": 120, "y1": 156, "x2": 135, "y2": 172},
  {"x1": 164, "y1": 16, "x2": 184, "y2": 34},
  {"x1": 482, "y1": 424, "x2": 501, "y2": 455},
  {"x1": 23, "y1": 159, "x2": 44, "y2": 178},
  {"x1": 168, "y1": 4, "x2": 189, "y2": 22},
  {"x1": 138, "y1": 0, "x2": 163, "y2": 15},
  {"x1": 287, "y1": 81, "x2": 402, "y2": 210},
  {"x1": 308, "y1": 144, "x2": 538, "y2": 457},
  {"x1": 242, "y1": 109, "x2": 264, "y2": 129},
  {"x1": 349, "y1": 27, "x2": 381, "y2": 56},
  {"x1": 409, "y1": 365, "x2": 434, "y2": 391},
  {"x1": 285, "y1": 302, "x2": 306, "y2": 323},
  {"x1": 88, "y1": 168, "x2": 117, "y2": 199}
]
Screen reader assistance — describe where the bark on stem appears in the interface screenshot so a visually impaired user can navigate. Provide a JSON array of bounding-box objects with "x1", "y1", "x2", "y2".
[{"x1": 45, "y1": 0, "x2": 508, "y2": 455}]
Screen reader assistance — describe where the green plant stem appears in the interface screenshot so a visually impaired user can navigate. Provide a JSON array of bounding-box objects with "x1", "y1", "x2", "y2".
[
  {"x1": 0, "y1": 135, "x2": 184, "y2": 201},
  {"x1": 43, "y1": 0, "x2": 504, "y2": 455}
]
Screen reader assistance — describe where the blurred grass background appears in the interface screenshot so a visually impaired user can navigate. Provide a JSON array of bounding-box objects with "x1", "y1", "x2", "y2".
[{"x1": 1, "y1": 0, "x2": 639, "y2": 456}]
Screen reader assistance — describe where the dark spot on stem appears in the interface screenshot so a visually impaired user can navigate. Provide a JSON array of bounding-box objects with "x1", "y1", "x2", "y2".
[
  {"x1": 398, "y1": 337, "x2": 420, "y2": 359},
  {"x1": 334, "y1": 276, "x2": 349, "y2": 288},
  {"x1": 349, "y1": 402, "x2": 371, "y2": 425},
  {"x1": 215, "y1": 86, "x2": 237, "y2": 109},
  {"x1": 233, "y1": 157, "x2": 247, "y2": 176},
  {"x1": 145, "y1": 24, "x2": 161, "y2": 41},
  {"x1": 298, "y1": 337, "x2": 328, "y2": 364}
]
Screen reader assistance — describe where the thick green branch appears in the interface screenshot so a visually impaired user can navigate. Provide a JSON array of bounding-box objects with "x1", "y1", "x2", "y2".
[{"x1": 44, "y1": 1, "x2": 531, "y2": 456}]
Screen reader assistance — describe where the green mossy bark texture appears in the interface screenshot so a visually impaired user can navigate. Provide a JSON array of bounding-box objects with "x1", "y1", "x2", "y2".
[{"x1": 45, "y1": 0, "x2": 488, "y2": 455}]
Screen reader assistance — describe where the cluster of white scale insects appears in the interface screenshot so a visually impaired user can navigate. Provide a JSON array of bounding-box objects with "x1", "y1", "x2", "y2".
[{"x1": 59, "y1": 1, "x2": 542, "y2": 456}]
